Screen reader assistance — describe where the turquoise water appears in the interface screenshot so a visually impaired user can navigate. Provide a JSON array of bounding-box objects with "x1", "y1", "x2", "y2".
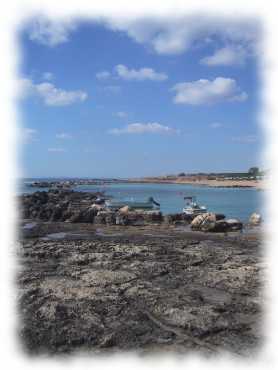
[{"x1": 20, "y1": 180, "x2": 264, "y2": 222}]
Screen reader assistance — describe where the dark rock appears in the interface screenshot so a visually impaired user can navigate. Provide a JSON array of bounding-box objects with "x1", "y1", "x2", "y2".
[
  {"x1": 115, "y1": 213, "x2": 129, "y2": 226},
  {"x1": 50, "y1": 205, "x2": 63, "y2": 221},
  {"x1": 215, "y1": 214, "x2": 226, "y2": 221},
  {"x1": 68, "y1": 211, "x2": 82, "y2": 223},
  {"x1": 18, "y1": 228, "x2": 263, "y2": 355},
  {"x1": 212, "y1": 220, "x2": 229, "y2": 232},
  {"x1": 164, "y1": 213, "x2": 192, "y2": 224},
  {"x1": 19, "y1": 190, "x2": 102, "y2": 223},
  {"x1": 80, "y1": 207, "x2": 97, "y2": 223},
  {"x1": 225, "y1": 219, "x2": 243, "y2": 231},
  {"x1": 94, "y1": 211, "x2": 114, "y2": 225}
]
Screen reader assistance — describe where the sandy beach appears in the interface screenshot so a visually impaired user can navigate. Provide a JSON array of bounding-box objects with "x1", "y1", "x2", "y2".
[{"x1": 128, "y1": 177, "x2": 265, "y2": 189}]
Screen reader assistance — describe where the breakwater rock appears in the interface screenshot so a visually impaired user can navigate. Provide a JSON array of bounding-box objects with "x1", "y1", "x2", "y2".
[
  {"x1": 20, "y1": 190, "x2": 252, "y2": 233},
  {"x1": 20, "y1": 190, "x2": 190, "y2": 226},
  {"x1": 20, "y1": 190, "x2": 104, "y2": 222},
  {"x1": 191, "y1": 213, "x2": 243, "y2": 233}
]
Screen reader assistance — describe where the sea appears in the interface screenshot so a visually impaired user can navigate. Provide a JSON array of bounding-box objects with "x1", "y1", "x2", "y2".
[{"x1": 19, "y1": 178, "x2": 264, "y2": 222}]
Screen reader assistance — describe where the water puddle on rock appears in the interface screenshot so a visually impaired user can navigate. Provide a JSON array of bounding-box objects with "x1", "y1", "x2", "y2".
[
  {"x1": 41, "y1": 232, "x2": 95, "y2": 241},
  {"x1": 22, "y1": 222, "x2": 37, "y2": 230},
  {"x1": 41, "y1": 232, "x2": 67, "y2": 241},
  {"x1": 95, "y1": 228, "x2": 123, "y2": 237},
  {"x1": 175, "y1": 224, "x2": 192, "y2": 232}
]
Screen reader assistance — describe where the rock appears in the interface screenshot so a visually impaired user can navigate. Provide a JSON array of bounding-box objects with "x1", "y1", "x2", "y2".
[
  {"x1": 68, "y1": 211, "x2": 82, "y2": 223},
  {"x1": 50, "y1": 205, "x2": 63, "y2": 221},
  {"x1": 126, "y1": 212, "x2": 145, "y2": 226},
  {"x1": 191, "y1": 214, "x2": 241, "y2": 233},
  {"x1": 226, "y1": 219, "x2": 243, "y2": 231},
  {"x1": 18, "y1": 228, "x2": 262, "y2": 355},
  {"x1": 249, "y1": 213, "x2": 262, "y2": 226},
  {"x1": 105, "y1": 212, "x2": 116, "y2": 225},
  {"x1": 19, "y1": 190, "x2": 102, "y2": 223},
  {"x1": 80, "y1": 207, "x2": 97, "y2": 223},
  {"x1": 164, "y1": 213, "x2": 183, "y2": 223},
  {"x1": 99, "y1": 333, "x2": 116, "y2": 348},
  {"x1": 140, "y1": 210, "x2": 163, "y2": 223},
  {"x1": 119, "y1": 205, "x2": 130, "y2": 214},
  {"x1": 115, "y1": 213, "x2": 129, "y2": 226},
  {"x1": 164, "y1": 213, "x2": 190, "y2": 223},
  {"x1": 164, "y1": 213, "x2": 193, "y2": 225},
  {"x1": 212, "y1": 220, "x2": 229, "y2": 232},
  {"x1": 81, "y1": 270, "x2": 136, "y2": 286},
  {"x1": 191, "y1": 213, "x2": 216, "y2": 232},
  {"x1": 215, "y1": 214, "x2": 226, "y2": 221},
  {"x1": 95, "y1": 211, "x2": 116, "y2": 225},
  {"x1": 91, "y1": 204, "x2": 104, "y2": 212},
  {"x1": 209, "y1": 218, "x2": 242, "y2": 233},
  {"x1": 114, "y1": 211, "x2": 162, "y2": 226}
]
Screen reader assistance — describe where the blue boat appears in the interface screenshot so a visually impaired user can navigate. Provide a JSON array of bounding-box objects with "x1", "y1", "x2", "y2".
[{"x1": 105, "y1": 197, "x2": 160, "y2": 211}]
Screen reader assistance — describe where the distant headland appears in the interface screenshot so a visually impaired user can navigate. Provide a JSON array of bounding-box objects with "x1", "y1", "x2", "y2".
[
  {"x1": 127, "y1": 167, "x2": 266, "y2": 189},
  {"x1": 25, "y1": 167, "x2": 266, "y2": 190}
]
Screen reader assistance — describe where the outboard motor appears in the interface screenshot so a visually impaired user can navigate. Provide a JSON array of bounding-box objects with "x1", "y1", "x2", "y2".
[{"x1": 94, "y1": 197, "x2": 105, "y2": 205}]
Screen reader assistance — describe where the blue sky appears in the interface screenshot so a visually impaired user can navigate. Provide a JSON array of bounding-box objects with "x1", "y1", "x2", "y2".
[{"x1": 19, "y1": 17, "x2": 262, "y2": 178}]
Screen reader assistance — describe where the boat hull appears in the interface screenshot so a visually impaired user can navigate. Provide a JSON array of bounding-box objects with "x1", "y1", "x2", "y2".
[
  {"x1": 106, "y1": 201, "x2": 158, "y2": 210},
  {"x1": 182, "y1": 208, "x2": 207, "y2": 216}
]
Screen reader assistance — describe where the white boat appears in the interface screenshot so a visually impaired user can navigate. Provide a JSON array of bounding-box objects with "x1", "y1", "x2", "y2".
[{"x1": 183, "y1": 196, "x2": 207, "y2": 216}]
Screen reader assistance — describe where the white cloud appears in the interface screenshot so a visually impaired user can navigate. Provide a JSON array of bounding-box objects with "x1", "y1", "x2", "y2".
[
  {"x1": 200, "y1": 45, "x2": 248, "y2": 66},
  {"x1": 171, "y1": 77, "x2": 248, "y2": 105},
  {"x1": 103, "y1": 85, "x2": 121, "y2": 94},
  {"x1": 115, "y1": 64, "x2": 168, "y2": 81},
  {"x1": 108, "y1": 122, "x2": 177, "y2": 135},
  {"x1": 42, "y1": 72, "x2": 54, "y2": 81},
  {"x1": 18, "y1": 78, "x2": 87, "y2": 106},
  {"x1": 56, "y1": 133, "x2": 72, "y2": 139},
  {"x1": 96, "y1": 71, "x2": 111, "y2": 80},
  {"x1": 36, "y1": 82, "x2": 87, "y2": 106},
  {"x1": 17, "y1": 78, "x2": 34, "y2": 98},
  {"x1": 232, "y1": 135, "x2": 257, "y2": 143},
  {"x1": 210, "y1": 122, "x2": 223, "y2": 129},
  {"x1": 105, "y1": 17, "x2": 259, "y2": 56},
  {"x1": 29, "y1": 18, "x2": 76, "y2": 47},
  {"x1": 48, "y1": 148, "x2": 66, "y2": 152},
  {"x1": 22, "y1": 128, "x2": 38, "y2": 143},
  {"x1": 115, "y1": 111, "x2": 128, "y2": 118},
  {"x1": 229, "y1": 92, "x2": 248, "y2": 102},
  {"x1": 27, "y1": 16, "x2": 259, "y2": 57}
]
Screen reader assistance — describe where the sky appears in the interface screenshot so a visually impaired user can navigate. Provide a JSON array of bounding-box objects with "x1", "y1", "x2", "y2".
[{"x1": 18, "y1": 16, "x2": 262, "y2": 178}]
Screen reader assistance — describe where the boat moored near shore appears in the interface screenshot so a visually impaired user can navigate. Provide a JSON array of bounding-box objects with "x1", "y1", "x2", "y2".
[
  {"x1": 183, "y1": 196, "x2": 207, "y2": 216},
  {"x1": 105, "y1": 196, "x2": 160, "y2": 211}
]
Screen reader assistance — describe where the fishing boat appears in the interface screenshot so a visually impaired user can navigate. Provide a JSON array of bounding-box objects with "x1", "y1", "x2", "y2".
[
  {"x1": 183, "y1": 196, "x2": 207, "y2": 216},
  {"x1": 105, "y1": 197, "x2": 160, "y2": 211}
]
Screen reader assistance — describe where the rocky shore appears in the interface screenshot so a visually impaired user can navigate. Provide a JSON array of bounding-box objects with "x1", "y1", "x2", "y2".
[
  {"x1": 26, "y1": 178, "x2": 128, "y2": 189},
  {"x1": 20, "y1": 190, "x2": 249, "y2": 233},
  {"x1": 18, "y1": 222, "x2": 264, "y2": 356},
  {"x1": 20, "y1": 189, "x2": 105, "y2": 223},
  {"x1": 17, "y1": 189, "x2": 264, "y2": 356}
]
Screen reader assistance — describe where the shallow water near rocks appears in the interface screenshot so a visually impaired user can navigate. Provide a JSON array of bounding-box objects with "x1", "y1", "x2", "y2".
[
  {"x1": 41, "y1": 232, "x2": 67, "y2": 240},
  {"x1": 21, "y1": 180, "x2": 264, "y2": 221}
]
